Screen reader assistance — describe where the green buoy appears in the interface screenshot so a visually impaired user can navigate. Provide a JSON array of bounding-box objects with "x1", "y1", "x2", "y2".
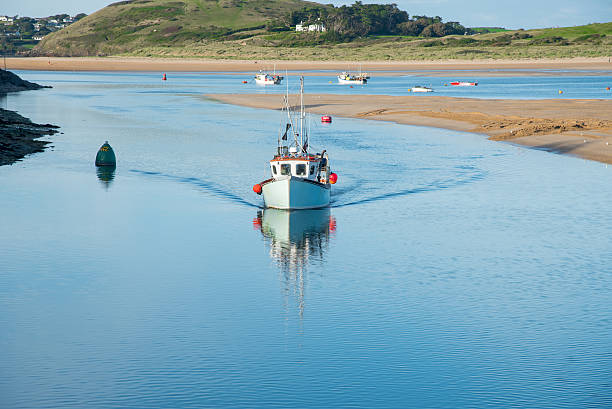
[{"x1": 95, "y1": 141, "x2": 116, "y2": 166}]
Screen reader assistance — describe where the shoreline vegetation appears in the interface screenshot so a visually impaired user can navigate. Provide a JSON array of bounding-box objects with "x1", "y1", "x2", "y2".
[
  {"x1": 0, "y1": 70, "x2": 58, "y2": 166},
  {"x1": 207, "y1": 93, "x2": 612, "y2": 165}
]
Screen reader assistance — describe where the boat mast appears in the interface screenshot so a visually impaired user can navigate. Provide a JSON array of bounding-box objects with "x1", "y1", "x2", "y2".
[{"x1": 300, "y1": 76, "x2": 304, "y2": 153}]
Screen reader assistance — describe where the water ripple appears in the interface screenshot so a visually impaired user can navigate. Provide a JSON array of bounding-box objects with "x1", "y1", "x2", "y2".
[{"x1": 130, "y1": 169, "x2": 260, "y2": 208}]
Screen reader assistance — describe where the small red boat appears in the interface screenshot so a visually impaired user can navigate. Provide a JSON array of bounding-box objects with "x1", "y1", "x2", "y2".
[
  {"x1": 450, "y1": 81, "x2": 477, "y2": 86},
  {"x1": 321, "y1": 115, "x2": 332, "y2": 123}
]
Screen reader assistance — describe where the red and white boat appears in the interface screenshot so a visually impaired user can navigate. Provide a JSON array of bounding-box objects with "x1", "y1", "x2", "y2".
[
  {"x1": 450, "y1": 81, "x2": 478, "y2": 86},
  {"x1": 321, "y1": 115, "x2": 332, "y2": 123}
]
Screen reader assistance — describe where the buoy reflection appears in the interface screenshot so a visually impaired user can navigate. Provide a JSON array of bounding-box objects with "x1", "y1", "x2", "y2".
[
  {"x1": 253, "y1": 208, "x2": 336, "y2": 318},
  {"x1": 96, "y1": 165, "x2": 116, "y2": 189}
]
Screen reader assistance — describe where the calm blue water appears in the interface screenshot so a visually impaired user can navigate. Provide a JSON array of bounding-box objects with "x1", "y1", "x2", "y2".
[
  {"x1": 14, "y1": 69, "x2": 612, "y2": 100},
  {"x1": 1, "y1": 71, "x2": 612, "y2": 408}
]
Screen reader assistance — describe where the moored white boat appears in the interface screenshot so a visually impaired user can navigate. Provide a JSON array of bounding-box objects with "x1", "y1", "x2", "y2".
[
  {"x1": 337, "y1": 66, "x2": 369, "y2": 85},
  {"x1": 253, "y1": 77, "x2": 337, "y2": 210},
  {"x1": 337, "y1": 72, "x2": 368, "y2": 84},
  {"x1": 254, "y1": 71, "x2": 283, "y2": 85},
  {"x1": 409, "y1": 86, "x2": 433, "y2": 92}
]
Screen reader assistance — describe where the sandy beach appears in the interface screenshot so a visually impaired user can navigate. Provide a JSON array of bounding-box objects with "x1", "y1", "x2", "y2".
[
  {"x1": 6, "y1": 56, "x2": 612, "y2": 75},
  {"x1": 207, "y1": 93, "x2": 612, "y2": 164}
]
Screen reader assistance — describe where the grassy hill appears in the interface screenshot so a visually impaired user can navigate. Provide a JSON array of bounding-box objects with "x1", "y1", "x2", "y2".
[
  {"x1": 34, "y1": 0, "x2": 327, "y2": 56},
  {"x1": 33, "y1": 1, "x2": 612, "y2": 60}
]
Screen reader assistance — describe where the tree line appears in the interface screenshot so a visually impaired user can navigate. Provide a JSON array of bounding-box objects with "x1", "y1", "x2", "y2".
[{"x1": 273, "y1": 2, "x2": 470, "y2": 39}]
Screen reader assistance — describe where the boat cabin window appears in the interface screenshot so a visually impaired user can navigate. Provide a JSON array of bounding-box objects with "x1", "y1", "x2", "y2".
[
  {"x1": 310, "y1": 165, "x2": 315, "y2": 175},
  {"x1": 272, "y1": 165, "x2": 277, "y2": 175},
  {"x1": 280, "y1": 164, "x2": 291, "y2": 175},
  {"x1": 295, "y1": 164, "x2": 306, "y2": 176}
]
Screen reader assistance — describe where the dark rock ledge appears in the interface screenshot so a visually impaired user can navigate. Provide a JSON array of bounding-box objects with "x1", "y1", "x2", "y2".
[{"x1": 1, "y1": 70, "x2": 58, "y2": 166}]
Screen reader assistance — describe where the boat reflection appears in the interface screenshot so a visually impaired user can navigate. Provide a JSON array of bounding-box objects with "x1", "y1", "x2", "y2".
[
  {"x1": 253, "y1": 208, "x2": 336, "y2": 316},
  {"x1": 96, "y1": 165, "x2": 116, "y2": 189}
]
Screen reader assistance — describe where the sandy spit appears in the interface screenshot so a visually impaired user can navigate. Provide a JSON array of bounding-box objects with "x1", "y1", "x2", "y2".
[
  {"x1": 6, "y1": 57, "x2": 612, "y2": 76},
  {"x1": 207, "y1": 93, "x2": 612, "y2": 164}
]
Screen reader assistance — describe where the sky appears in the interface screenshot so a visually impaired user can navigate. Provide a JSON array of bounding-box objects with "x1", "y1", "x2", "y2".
[{"x1": 1, "y1": 0, "x2": 611, "y2": 29}]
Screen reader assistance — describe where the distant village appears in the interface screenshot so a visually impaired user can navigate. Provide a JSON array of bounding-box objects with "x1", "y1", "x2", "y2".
[{"x1": 0, "y1": 13, "x2": 86, "y2": 54}]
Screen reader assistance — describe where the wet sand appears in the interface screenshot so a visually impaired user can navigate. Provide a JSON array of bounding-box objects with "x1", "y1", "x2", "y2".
[
  {"x1": 6, "y1": 57, "x2": 612, "y2": 76},
  {"x1": 207, "y1": 93, "x2": 612, "y2": 164}
]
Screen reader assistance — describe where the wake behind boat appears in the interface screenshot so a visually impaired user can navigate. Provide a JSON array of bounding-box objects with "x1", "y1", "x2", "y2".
[{"x1": 253, "y1": 77, "x2": 337, "y2": 210}]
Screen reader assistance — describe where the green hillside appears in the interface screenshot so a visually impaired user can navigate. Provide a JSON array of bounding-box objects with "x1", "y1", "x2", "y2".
[
  {"x1": 32, "y1": 0, "x2": 612, "y2": 60},
  {"x1": 34, "y1": 0, "x2": 326, "y2": 56}
]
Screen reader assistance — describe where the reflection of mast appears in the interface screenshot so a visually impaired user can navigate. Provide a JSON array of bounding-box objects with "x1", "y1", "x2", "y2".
[{"x1": 253, "y1": 208, "x2": 336, "y2": 318}]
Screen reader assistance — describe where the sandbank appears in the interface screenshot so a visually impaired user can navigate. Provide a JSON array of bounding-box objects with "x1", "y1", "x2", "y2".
[
  {"x1": 207, "y1": 93, "x2": 612, "y2": 164},
  {"x1": 6, "y1": 57, "x2": 612, "y2": 76}
]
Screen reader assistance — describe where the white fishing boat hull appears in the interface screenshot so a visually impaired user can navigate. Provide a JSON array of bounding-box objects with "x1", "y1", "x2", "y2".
[
  {"x1": 255, "y1": 78, "x2": 280, "y2": 85},
  {"x1": 337, "y1": 76, "x2": 366, "y2": 85},
  {"x1": 410, "y1": 87, "x2": 433, "y2": 92},
  {"x1": 262, "y1": 176, "x2": 330, "y2": 210}
]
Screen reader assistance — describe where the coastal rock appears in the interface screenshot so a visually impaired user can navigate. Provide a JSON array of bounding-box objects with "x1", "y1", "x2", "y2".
[
  {"x1": 0, "y1": 108, "x2": 60, "y2": 166},
  {"x1": 0, "y1": 69, "x2": 51, "y2": 93}
]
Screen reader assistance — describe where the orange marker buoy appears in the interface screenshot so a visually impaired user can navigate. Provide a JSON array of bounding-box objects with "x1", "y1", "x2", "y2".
[
  {"x1": 607, "y1": 87, "x2": 611, "y2": 90},
  {"x1": 350, "y1": 85, "x2": 353, "y2": 88},
  {"x1": 253, "y1": 184, "x2": 262, "y2": 195},
  {"x1": 329, "y1": 173, "x2": 338, "y2": 184},
  {"x1": 558, "y1": 90, "x2": 563, "y2": 94},
  {"x1": 242, "y1": 80, "x2": 248, "y2": 84},
  {"x1": 162, "y1": 73, "x2": 167, "y2": 81}
]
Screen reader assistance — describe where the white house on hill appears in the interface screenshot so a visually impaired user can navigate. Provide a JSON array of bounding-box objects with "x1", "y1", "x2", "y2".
[{"x1": 296, "y1": 21, "x2": 326, "y2": 32}]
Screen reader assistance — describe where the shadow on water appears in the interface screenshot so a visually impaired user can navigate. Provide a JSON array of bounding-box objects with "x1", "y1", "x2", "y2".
[
  {"x1": 253, "y1": 208, "x2": 336, "y2": 317},
  {"x1": 130, "y1": 169, "x2": 260, "y2": 208},
  {"x1": 96, "y1": 166, "x2": 116, "y2": 189}
]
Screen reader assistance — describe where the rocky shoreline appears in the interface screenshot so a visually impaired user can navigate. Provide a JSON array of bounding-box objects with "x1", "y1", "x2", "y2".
[
  {"x1": 0, "y1": 108, "x2": 60, "y2": 166},
  {"x1": 0, "y1": 69, "x2": 58, "y2": 166},
  {"x1": 0, "y1": 69, "x2": 51, "y2": 93}
]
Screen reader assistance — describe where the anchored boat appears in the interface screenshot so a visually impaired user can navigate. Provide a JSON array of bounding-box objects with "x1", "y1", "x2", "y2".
[
  {"x1": 254, "y1": 65, "x2": 283, "y2": 85},
  {"x1": 409, "y1": 86, "x2": 433, "y2": 92},
  {"x1": 253, "y1": 77, "x2": 337, "y2": 210},
  {"x1": 450, "y1": 81, "x2": 478, "y2": 86},
  {"x1": 337, "y1": 66, "x2": 369, "y2": 84}
]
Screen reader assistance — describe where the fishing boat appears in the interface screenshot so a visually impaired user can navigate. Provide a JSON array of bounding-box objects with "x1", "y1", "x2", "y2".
[
  {"x1": 409, "y1": 86, "x2": 433, "y2": 92},
  {"x1": 337, "y1": 72, "x2": 369, "y2": 84},
  {"x1": 254, "y1": 71, "x2": 283, "y2": 85},
  {"x1": 253, "y1": 77, "x2": 337, "y2": 210},
  {"x1": 450, "y1": 81, "x2": 478, "y2": 86},
  {"x1": 337, "y1": 66, "x2": 369, "y2": 85}
]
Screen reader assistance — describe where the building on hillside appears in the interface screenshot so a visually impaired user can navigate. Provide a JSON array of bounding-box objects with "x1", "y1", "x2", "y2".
[
  {"x1": 0, "y1": 16, "x2": 14, "y2": 24},
  {"x1": 296, "y1": 21, "x2": 326, "y2": 32},
  {"x1": 308, "y1": 24, "x2": 326, "y2": 32},
  {"x1": 33, "y1": 35, "x2": 44, "y2": 41}
]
